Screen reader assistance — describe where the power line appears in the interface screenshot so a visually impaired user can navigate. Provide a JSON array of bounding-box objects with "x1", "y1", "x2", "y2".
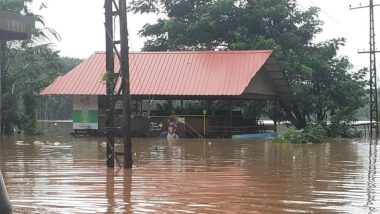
[
  {"x1": 306, "y1": 0, "x2": 339, "y2": 23},
  {"x1": 350, "y1": 1, "x2": 380, "y2": 137}
]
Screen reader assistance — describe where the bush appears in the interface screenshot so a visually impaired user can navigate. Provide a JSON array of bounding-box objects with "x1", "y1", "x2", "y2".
[
  {"x1": 325, "y1": 110, "x2": 362, "y2": 138},
  {"x1": 275, "y1": 114, "x2": 364, "y2": 144},
  {"x1": 274, "y1": 123, "x2": 327, "y2": 144}
]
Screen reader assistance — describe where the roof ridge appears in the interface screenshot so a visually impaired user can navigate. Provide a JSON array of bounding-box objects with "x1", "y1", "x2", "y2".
[
  {"x1": 42, "y1": 50, "x2": 276, "y2": 96},
  {"x1": 94, "y1": 50, "x2": 272, "y2": 55}
]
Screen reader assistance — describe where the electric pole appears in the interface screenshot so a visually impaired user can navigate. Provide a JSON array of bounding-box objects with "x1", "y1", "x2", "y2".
[
  {"x1": 104, "y1": 0, "x2": 133, "y2": 168},
  {"x1": 350, "y1": 0, "x2": 380, "y2": 138},
  {"x1": 104, "y1": 0, "x2": 115, "y2": 168}
]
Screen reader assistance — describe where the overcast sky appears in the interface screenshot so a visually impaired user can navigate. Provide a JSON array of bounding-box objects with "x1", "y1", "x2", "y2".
[{"x1": 32, "y1": 0, "x2": 379, "y2": 70}]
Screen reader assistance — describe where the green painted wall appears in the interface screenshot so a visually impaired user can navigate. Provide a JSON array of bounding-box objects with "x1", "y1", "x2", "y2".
[{"x1": 73, "y1": 110, "x2": 98, "y2": 123}]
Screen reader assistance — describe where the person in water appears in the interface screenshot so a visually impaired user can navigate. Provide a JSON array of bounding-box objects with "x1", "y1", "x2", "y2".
[{"x1": 159, "y1": 122, "x2": 179, "y2": 140}]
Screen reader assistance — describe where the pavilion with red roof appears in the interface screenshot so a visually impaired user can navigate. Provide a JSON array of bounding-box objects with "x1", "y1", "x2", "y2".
[{"x1": 41, "y1": 50, "x2": 292, "y2": 137}]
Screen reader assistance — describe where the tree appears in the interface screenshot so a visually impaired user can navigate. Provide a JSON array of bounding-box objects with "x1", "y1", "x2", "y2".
[
  {"x1": 37, "y1": 57, "x2": 82, "y2": 122},
  {"x1": 0, "y1": 0, "x2": 32, "y2": 12},
  {"x1": 0, "y1": 0, "x2": 64, "y2": 134},
  {"x1": 131, "y1": 0, "x2": 367, "y2": 130}
]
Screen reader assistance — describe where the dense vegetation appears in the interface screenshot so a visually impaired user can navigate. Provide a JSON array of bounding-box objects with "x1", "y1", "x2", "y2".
[
  {"x1": 0, "y1": 0, "x2": 81, "y2": 134},
  {"x1": 274, "y1": 123, "x2": 327, "y2": 144},
  {"x1": 131, "y1": 0, "x2": 368, "y2": 138},
  {"x1": 0, "y1": 0, "x2": 368, "y2": 139}
]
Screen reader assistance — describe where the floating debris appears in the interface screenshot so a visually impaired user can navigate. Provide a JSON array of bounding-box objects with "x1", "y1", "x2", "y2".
[
  {"x1": 15, "y1": 140, "x2": 25, "y2": 145},
  {"x1": 33, "y1": 141, "x2": 44, "y2": 145}
]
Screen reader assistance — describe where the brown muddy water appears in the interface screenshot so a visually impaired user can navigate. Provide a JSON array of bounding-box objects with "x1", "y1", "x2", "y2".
[{"x1": 0, "y1": 136, "x2": 379, "y2": 213}]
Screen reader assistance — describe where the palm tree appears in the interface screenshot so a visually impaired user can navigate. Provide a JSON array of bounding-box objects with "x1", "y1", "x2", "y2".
[{"x1": 0, "y1": 0, "x2": 61, "y2": 134}]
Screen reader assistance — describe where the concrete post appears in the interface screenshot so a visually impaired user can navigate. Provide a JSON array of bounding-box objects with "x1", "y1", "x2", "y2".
[{"x1": 0, "y1": 171, "x2": 11, "y2": 213}]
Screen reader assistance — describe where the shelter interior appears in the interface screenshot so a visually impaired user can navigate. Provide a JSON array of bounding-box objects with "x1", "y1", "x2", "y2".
[
  {"x1": 41, "y1": 51, "x2": 293, "y2": 138},
  {"x1": 94, "y1": 96, "x2": 278, "y2": 138}
]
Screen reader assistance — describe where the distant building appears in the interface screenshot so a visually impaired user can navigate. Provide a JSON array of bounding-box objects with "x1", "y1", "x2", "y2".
[{"x1": 41, "y1": 50, "x2": 292, "y2": 137}]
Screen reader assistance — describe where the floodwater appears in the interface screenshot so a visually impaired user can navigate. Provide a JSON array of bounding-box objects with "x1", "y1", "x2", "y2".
[{"x1": 0, "y1": 136, "x2": 380, "y2": 213}]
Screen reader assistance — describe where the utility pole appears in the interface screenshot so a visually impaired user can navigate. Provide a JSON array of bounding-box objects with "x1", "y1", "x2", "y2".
[
  {"x1": 350, "y1": 1, "x2": 380, "y2": 138},
  {"x1": 119, "y1": 0, "x2": 133, "y2": 169},
  {"x1": 104, "y1": 0, "x2": 115, "y2": 168},
  {"x1": 104, "y1": 0, "x2": 133, "y2": 168}
]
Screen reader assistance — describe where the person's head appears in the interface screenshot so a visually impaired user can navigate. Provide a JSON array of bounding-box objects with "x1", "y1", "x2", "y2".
[{"x1": 168, "y1": 122, "x2": 177, "y2": 134}]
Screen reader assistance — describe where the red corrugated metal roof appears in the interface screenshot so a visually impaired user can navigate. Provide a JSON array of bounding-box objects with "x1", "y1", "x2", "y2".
[{"x1": 41, "y1": 50, "x2": 273, "y2": 96}]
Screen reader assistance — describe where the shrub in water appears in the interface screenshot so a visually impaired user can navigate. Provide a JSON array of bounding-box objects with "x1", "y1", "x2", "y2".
[{"x1": 274, "y1": 123, "x2": 327, "y2": 144}]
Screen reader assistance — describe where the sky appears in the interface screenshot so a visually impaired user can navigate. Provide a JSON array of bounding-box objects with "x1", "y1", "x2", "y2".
[{"x1": 31, "y1": 0, "x2": 380, "y2": 70}]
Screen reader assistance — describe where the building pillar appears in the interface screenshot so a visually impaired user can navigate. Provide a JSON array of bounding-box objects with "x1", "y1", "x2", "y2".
[
  {"x1": 0, "y1": 41, "x2": 6, "y2": 136},
  {"x1": 140, "y1": 99, "x2": 143, "y2": 114},
  {"x1": 228, "y1": 98, "x2": 233, "y2": 136},
  {"x1": 0, "y1": 171, "x2": 11, "y2": 214},
  {"x1": 273, "y1": 100, "x2": 278, "y2": 132},
  {"x1": 180, "y1": 100, "x2": 183, "y2": 114},
  {"x1": 168, "y1": 100, "x2": 173, "y2": 116}
]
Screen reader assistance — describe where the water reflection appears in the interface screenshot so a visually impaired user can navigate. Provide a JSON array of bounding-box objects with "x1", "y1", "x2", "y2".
[
  {"x1": 106, "y1": 169, "x2": 114, "y2": 214},
  {"x1": 367, "y1": 139, "x2": 377, "y2": 213},
  {"x1": 0, "y1": 136, "x2": 379, "y2": 213}
]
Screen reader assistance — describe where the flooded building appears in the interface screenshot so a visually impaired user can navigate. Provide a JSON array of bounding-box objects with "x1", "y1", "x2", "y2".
[{"x1": 41, "y1": 50, "x2": 292, "y2": 137}]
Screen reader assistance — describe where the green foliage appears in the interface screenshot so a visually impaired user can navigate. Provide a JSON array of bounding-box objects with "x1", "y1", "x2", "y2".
[
  {"x1": 59, "y1": 57, "x2": 82, "y2": 72},
  {"x1": 0, "y1": 1, "x2": 79, "y2": 135},
  {"x1": 131, "y1": 0, "x2": 367, "y2": 130},
  {"x1": 132, "y1": 0, "x2": 321, "y2": 51},
  {"x1": 275, "y1": 114, "x2": 363, "y2": 144},
  {"x1": 20, "y1": 92, "x2": 38, "y2": 134},
  {"x1": 0, "y1": 0, "x2": 32, "y2": 13},
  {"x1": 274, "y1": 123, "x2": 327, "y2": 144},
  {"x1": 1, "y1": 43, "x2": 62, "y2": 134},
  {"x1": 38, "y1": 95, "x2": 73, "y2": 121},
  {"x1": 37, "y1": 57, "x2": 81, "y2": 122},
  {"x1": 324, "y1": 109, "x2": 362, "y2": 138}
]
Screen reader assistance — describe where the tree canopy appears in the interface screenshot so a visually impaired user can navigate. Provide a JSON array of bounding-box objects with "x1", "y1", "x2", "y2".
[
  {"x1": 131, "y1": 0, "x2": 367, "y2": 131},
  {"x1": 0, "y1": 0, "x2": 80, "y2": 134}
]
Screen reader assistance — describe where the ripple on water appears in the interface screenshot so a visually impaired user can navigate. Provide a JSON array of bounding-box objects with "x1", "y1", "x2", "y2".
[{"x1": 0, "y1": 137, "x2": 379, "y2": 213}]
